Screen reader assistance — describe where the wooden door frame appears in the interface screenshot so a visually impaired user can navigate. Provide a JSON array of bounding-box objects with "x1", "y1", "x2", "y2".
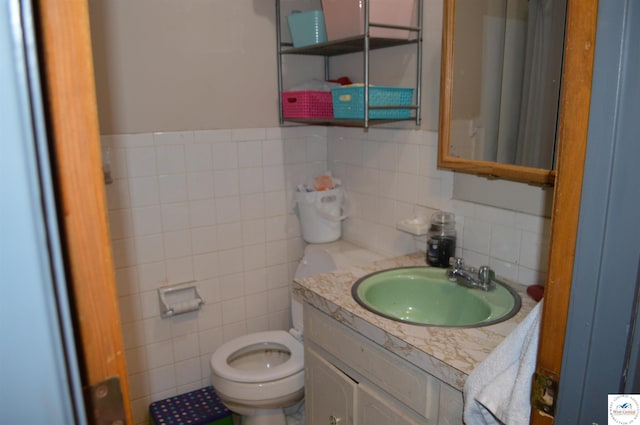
[
  {"x1": 553, "y1": 0, "x2": 640, "y2": 420},
  {"x1": 531, "y1": 0, "x2": 598, "y2": 423},
  {"x1": 34, "y1": 0, "x2": 133, "y2": 423}
]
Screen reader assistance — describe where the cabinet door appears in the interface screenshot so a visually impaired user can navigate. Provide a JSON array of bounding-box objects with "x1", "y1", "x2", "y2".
[
  {"x1": 305, "y1": 347, "x2": 357, "y2": 425},
  {"x1": 437, "y1": 383, "x2": 463, "y2": 425},
  {"x1": 357, "y1": 383, "x2": 427, "y2": 425}
]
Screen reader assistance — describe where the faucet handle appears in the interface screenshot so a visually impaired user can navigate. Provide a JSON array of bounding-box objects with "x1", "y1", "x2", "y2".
[
  {"x1": 450, "y1": 257, "x2": 464, "y2": 268},
  {"x1": 478, "y1": 266, "x2": 495, "y2": 285}
]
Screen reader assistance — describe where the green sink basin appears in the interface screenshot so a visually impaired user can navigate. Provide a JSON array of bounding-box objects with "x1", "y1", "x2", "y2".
[{"x1": 351, "y1": 267, "x2": 521, "y2": 327}]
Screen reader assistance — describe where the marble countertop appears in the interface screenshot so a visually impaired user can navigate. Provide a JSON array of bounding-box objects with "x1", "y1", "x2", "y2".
[{"x1": 293, "y1": 251, "x2": 538, "y2": 392}]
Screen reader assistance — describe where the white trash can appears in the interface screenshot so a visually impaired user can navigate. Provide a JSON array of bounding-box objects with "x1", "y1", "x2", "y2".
[{"x1": 295, "y1": 187, "x2": 348, "y2": 243}]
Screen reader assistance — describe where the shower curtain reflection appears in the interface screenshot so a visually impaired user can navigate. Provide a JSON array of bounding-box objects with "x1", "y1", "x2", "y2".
[
  {"x1": 486, "y1": 0, "x2": 527, "y2": 165},
  {"x1": 451, "y1": 0, "x2": 566, "y2": 170},
  {"x1": 513, "y1": 0, "x2": 566, "y2": 169},
  {"x1": 493, "y1": 0, "x2": 566, "y2": 169}
]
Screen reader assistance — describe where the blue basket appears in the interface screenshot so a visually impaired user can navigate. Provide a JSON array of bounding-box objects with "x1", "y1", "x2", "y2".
[
  {"x1": 287, "y1": 10, "x2": 327, "y2": 47},
  {"x1": 331, "y1": 86, "x2": 414, "y2": 119}
]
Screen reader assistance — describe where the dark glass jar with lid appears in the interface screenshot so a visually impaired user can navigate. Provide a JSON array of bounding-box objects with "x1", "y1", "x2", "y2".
[{"x1": 426, "y1": 211, "x2": 457, "y2": 268}]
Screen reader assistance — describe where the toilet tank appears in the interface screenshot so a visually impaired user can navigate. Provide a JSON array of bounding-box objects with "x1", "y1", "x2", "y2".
[
  {"x1": 294, "y1": 248, "x2": 337, "y2": 280},
  {"x1": 291, "y1": 241, "x2": 384, "y2": 337},
  {"x1": 291, "y1": 248, "x2": 336, "y2": 338}
]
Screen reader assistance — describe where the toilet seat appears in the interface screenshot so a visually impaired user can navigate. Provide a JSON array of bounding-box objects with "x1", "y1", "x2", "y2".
[{"x1": 212, "y1": 330, "x2": 303, "y2": 383}]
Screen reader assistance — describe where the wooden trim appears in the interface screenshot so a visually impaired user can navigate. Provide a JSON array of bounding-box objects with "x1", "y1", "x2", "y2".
[
  {"x1": 531, "y1": 0, "x2": 598, "y2": 423},
  {"x1": 35, "y1": 0, "x2": 132, "y2": 423},
  {"x1": 438, "y1": 0, "x2": 556, "y2": 186},
  {"x1": 438, "y1": 0, "x2": 455, "y2": 167},
  {"x1": 437, "y1": 156, "x2": 556, "y2": 186}
]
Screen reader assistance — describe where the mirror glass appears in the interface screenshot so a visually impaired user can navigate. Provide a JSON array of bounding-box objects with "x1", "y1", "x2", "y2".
[{"x1": 439, "y1": 0, "x2": 567, "y2": 184}]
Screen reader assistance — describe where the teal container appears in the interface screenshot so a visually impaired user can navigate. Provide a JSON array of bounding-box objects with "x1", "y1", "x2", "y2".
[
  {"x1": 331, "y1": 86, "x2": 414, "y2": 119},
  {"x1": 287, "y1": 10, "x2": 328, "y2": 47}
]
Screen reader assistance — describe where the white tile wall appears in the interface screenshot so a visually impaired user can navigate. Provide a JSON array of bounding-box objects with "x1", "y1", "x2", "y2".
[
  {"x1": 105, "y1": 125, "x2": 550, "y2": 425},
  {"x1": 326, "y1": 127, "x2": 551, "y2": 287},
  {"x1": 103, "y1": 126, "x2": 326, "y2": 425}
]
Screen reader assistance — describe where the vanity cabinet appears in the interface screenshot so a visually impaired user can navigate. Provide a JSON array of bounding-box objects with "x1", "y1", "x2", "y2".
[
  {"x1": 304, "y1": 304, "x2": 463, "y2": 425},
  {"x1": 305, "y1": 347, "x2": 357, "y2": 424},
  {"x1": 357, "y1": 383, "x2": 424, "y2": 425},
  {"x1": 275, "y1": 0, "x2": 423, "y2": 129}
]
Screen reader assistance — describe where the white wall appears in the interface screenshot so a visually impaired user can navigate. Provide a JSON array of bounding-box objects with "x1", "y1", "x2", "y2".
[
  {"x1": 103, "y1": 126, "x2": 327, "y2": 424},
  {"x1": 88, "y1": 0, "x2": 443, "y2": 135},
  {"x1": 327, "y1": 126, "x2": 550, "y2": 285},
  {"x1": 89, "y1": 0, "x2": 291, "y2": 133}
]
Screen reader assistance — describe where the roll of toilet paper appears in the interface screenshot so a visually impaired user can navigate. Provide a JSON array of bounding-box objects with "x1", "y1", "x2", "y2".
[
  {"x1": 169, "y1": 299, "x2": 202, "y2": 316},
  {"x1": 158, "y1": 283, "x2": 205, "y2": 318}
]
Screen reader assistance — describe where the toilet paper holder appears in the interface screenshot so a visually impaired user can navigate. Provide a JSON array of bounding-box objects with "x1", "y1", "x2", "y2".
[{"x1": 158, "y1": 282, "x2": 205, "y2": 319}]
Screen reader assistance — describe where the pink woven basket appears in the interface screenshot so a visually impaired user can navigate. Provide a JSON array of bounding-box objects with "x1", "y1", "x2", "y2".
[{"x1": 282, "y1": 91, "x2": 333, "y2": 119}]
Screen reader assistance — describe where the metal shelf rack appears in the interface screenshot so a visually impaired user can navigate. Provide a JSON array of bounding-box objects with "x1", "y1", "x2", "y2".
[{"x1": 276, "y1": 0, "x2": 423, "y2": 129}]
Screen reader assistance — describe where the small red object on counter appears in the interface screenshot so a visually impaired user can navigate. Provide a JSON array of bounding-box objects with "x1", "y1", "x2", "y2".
[{"x1": 526, "y1": 284, "x2": 545, "y2": 302}]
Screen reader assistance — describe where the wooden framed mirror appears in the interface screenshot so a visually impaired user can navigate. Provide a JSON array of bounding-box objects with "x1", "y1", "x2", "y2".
[{"x1": 438, "y1": 0, "x2": 567, "y2": 185}]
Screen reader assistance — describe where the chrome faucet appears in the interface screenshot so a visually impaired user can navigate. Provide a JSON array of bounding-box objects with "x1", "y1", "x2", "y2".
[{"x1": 447, "y1": 257, "x2": 496, "y2": 291}]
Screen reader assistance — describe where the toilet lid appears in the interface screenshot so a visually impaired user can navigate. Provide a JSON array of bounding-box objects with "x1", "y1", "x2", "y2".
[{"x1": 211, "y1": 330, "x2": 303, "y2": 383}]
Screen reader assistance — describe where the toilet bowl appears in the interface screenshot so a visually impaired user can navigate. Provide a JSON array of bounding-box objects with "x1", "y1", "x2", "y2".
[
  {"x1": 209, "y1": 241, "x2": 383, "y2": 425},
  {"x1": 210, "y1": 330, "x2": 305, "y2": 425}
]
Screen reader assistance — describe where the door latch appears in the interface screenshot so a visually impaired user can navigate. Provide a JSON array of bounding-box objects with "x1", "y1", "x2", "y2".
[{"x1": 531, "y1": 371, "x2": 558, "y2": 417}]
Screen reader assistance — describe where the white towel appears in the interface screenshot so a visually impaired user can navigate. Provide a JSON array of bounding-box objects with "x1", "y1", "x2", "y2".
[{"x1": 463, "y1": 301, "x2": 543, "y2": 425}]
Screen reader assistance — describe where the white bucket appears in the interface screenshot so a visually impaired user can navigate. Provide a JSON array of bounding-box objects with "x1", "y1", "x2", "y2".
[{"x1": 295, "y1": 187, "x2": 348, "y2": 243}]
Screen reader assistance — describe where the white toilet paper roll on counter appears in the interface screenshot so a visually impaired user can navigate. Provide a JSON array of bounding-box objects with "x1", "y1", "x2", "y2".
[{"x1": 158, "y1": 282, "x2": 205, "y2": 318}]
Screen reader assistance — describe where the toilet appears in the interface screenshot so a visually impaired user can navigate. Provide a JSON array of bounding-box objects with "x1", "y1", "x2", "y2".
[
  {"x1": 209, "y1": 329, "x2": 304, "y2": 425},
  {"x1": 209, "y1": 243, "x2": 348, "y2": 425}
]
